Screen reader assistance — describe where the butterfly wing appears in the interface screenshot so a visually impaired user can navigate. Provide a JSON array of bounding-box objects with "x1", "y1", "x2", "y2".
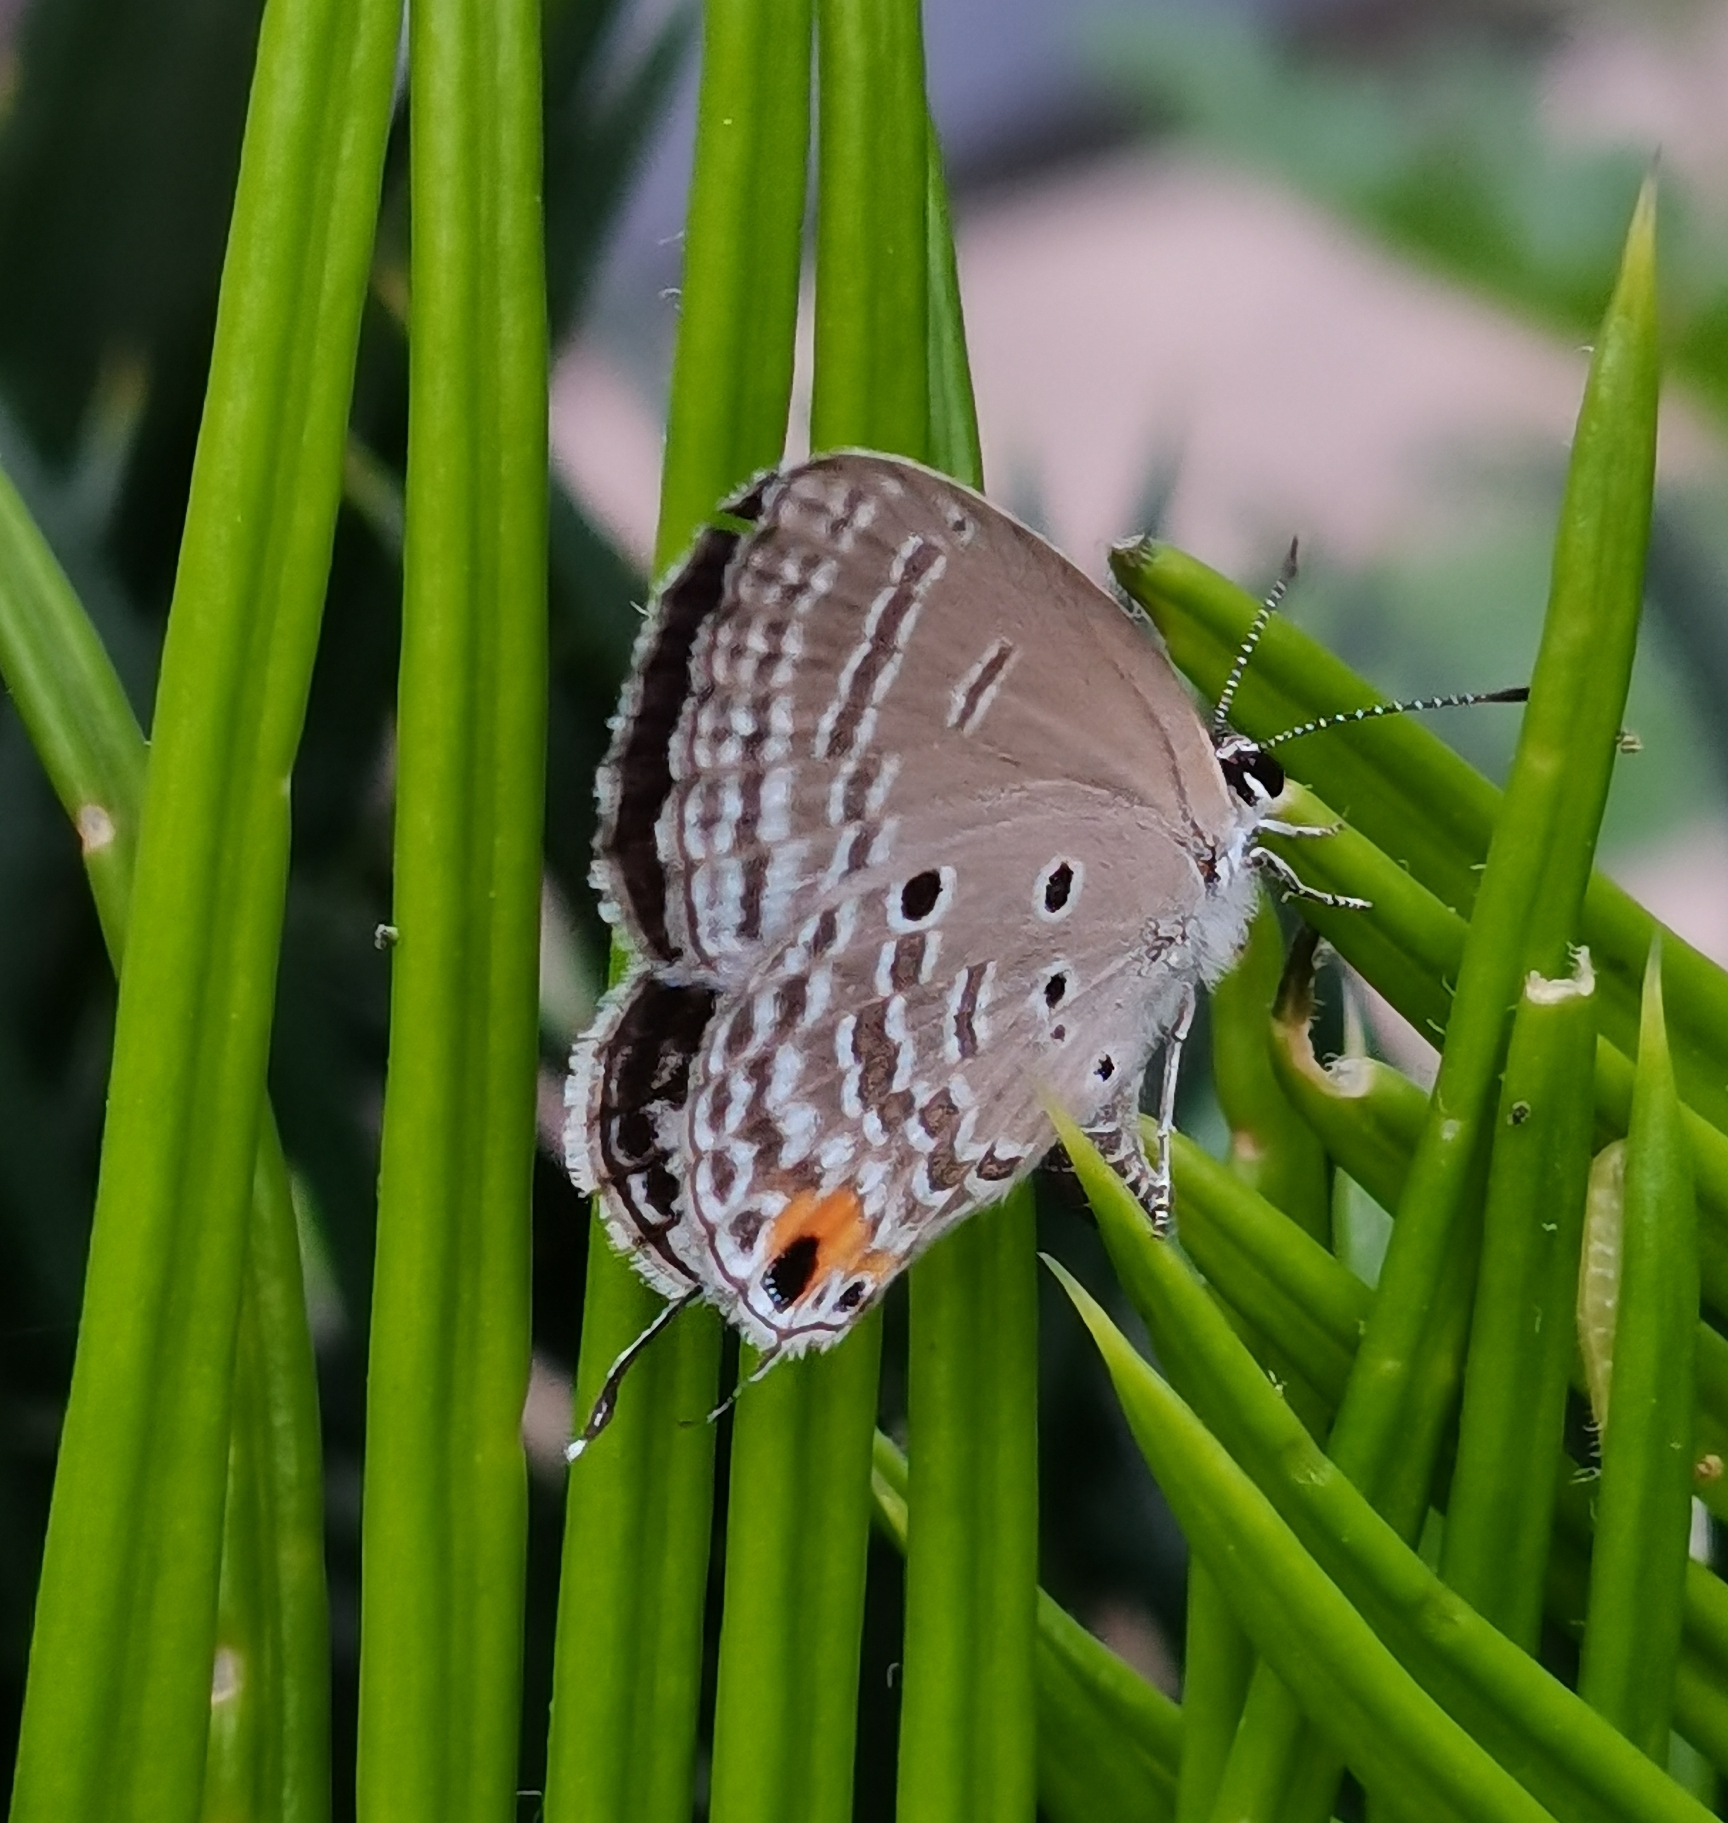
[
  {"x1": 649, "y1": 779, "x2": 1259, "y2": 1352},
  {"x1": 575, "y1": 451, "x2": 1265, "y2": 1355},
  {"x1": 592, "y1": 453, "x2": 1238, "y2": 985}
]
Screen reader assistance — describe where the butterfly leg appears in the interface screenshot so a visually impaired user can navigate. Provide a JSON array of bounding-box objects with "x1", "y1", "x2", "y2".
[
  {"x1": 1077, "y1": 1100, "x2": 1163, "y2": 1227},
  {"x1": 1148, "y1": 982, "x2": 1197, "y2": 1232},
  {"x1": 1250, "y1": 844, "x2": 1370, "y2": 910}
]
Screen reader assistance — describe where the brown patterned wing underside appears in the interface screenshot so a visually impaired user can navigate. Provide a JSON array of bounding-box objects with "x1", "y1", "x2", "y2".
[
  {"x1": 652, "y1": 453, "x2": 1237, "y2": 981},
  {"x1": 590, "y1": 478, "x2": 770, "y2": 963},
  {"x1": 662, "y1": 786, "x2": 1251, "y2": 1352}
]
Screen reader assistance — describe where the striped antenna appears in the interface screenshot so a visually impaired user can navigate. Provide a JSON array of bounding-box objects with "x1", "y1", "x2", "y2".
[
  {"x1": 1260, "y1": 686, "x2": 1529, "y2": 751},
  {"x1": 1214, "y1": 537, "x2": 1299, "y2": 738}
]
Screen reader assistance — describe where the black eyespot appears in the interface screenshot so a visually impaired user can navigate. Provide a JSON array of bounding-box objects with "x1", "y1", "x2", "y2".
[
  {"x1": 900, "y1": 869, "x2": 943, "y2": 923},
  {"x1": 1221, "y1": 744, "x2": 1285, "y2": 806},
  {"x1": 1096, "y1": 1055, "x2": 1115, "y2": 1081},
  {"x1": 1044, "y1": 972, "x2": 1067, "y2": 1008},
  {"x1": 835, "y1": 1281, "x2": 868, "y2": 1312},
  {"x1": 1051, "y1": 1024, "x2": 1067, "y2": 1043},
  {"x1": 764, "y1": 1235, "x2": 820, "y2": 1309},
  {"x1": 1043, "y1": 861, "x2": 1074, "y2": 914}
]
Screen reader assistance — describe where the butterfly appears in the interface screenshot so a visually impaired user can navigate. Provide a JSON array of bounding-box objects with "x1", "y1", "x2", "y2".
[
  {"x1": 563, "y1": 452, "x2": 1524, "y2": 1450},
  {"x1": 559, "y1": 448, "x2": 1336, "y2": 1423}
]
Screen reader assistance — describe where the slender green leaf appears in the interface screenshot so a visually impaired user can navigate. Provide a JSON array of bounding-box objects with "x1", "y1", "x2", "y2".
[
  {"x1": 0, "y1": 457, "x2": 332, "y2": 1823},
  {"x1": 0, "y1": 465, "x2": 143, "y2": 949},
  {"x1": 1192, "y1": 905, "x2": 1323, "y2": 1823},
  {"x1": 1135, "y1": 191, "x2": 1660, "y2": 1814},
  {"x1": 892, "y1": 117, "x2": 1038, "y2": 1823},
  {"x1": 1066, "y1": 1116, "x2": 1714, "y2": 1823},
  {"x1": 1443, "y1": 956, "x2": 1598, "y2": 1648},
  {"x1": 1047, "y1": 1250, "x2": 1552, "y2": 1823},
  {"x1": 870, "y1": 1433, "x2": 1179, "y2": 1823},
  {"x1": 656, "y1": 0, "x2": 816, "y2": 549},
  {"x1": 709, "y1": 4, "x2": 928, "y2": 1818},
  {"x1": 1210, "y1": 897, "x2": 1331, "y2": 1239},
  {"x1": 1330, "y1": 170, "x2": 1656, "y2": 1523},
  {"x1": 1580, "y1": 945, "x2": 1700, "y2": 1760},
  {"x1": 547, "y1": 0, "x2": 814, "y2": 1813},
  {"x1": 709, "y1": 1324, "x2": 884, "y2": 1823},
  {"x1": 1247, "y1": 777, "x2": 1728, "y2": 1321},
  {"x1": 1174, "y1": 1566, "x2": 1252, "y2": 1823},
  {"x1": 809, "y1": 0, "x2": 928, "y2": 461},
  {"x1": 1174, "y1": 1098, "x2": 1728, "y2": 1775},
  {"x1": 358, "y1": 0, "x2": 545, "y2": 1811},
  {"x1": 8, "y1": 0, "x2": 399, "y2": 1811}
]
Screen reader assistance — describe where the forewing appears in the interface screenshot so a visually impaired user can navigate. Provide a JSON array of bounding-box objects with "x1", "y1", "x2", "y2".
[{"x1": 649, "y1": 453, "x2": 1236, "y2": 980}]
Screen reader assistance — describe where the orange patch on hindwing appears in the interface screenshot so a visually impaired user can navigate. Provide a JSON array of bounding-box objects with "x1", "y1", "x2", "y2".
[{"x1": 760, "y1": 1185, "x2": 889, "y2": 1310}]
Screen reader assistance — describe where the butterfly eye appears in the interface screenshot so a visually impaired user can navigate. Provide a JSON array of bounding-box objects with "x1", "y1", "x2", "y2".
[{"x1": 1220, "y1": 741, "x2": 1285, "y2": 806}]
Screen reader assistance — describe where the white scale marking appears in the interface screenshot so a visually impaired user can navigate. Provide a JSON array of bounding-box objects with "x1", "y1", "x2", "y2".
[
  {"x1": 835, "y1": 1013, "x2": 862, "y2": 1118},
  {"x1": 758, "y1": 768, "x2": 794, "y2": 844},
  {"x1": 818, "y1": 1130, "x2": 859, "y2": 1175},
  {"x1": 857, "y1": 1155, "x2": 893, "y2": 1200},
  {"x1": 823, "y1": 486, "x2": 879, "y2": 551},
  {"x1": 776, "y1": 1101, "x2": 820, "y2": 1167},
  {"x1": 919, "y1": 930, "x2": 942, "y2": 984},
  {"x1": 766, "y1": 1042, "x2": 804, "y2": 1109},
  {"x1": 866, "y1": 817, "x2": 899, "y2": 869},
  {"x1": 758, "y1": 838, "x2": 811, "y2": 936},
  {"x1": 884, "y1": 994, "x2": 916, "y2": 1092},
  {"x1": 802, "y1": 965, "x2": 832, "y2": 1028}
]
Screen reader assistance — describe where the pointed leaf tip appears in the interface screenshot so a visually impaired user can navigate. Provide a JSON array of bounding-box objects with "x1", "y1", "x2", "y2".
[
  {"x1": 1640, "y1": 935, "x2": 1667, "y2": 1059},
  {"x1": 1614, "y1": 168, "x2": 1659, "y2": 308}
]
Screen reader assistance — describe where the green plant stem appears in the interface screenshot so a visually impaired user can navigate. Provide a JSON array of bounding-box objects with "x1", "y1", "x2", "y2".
[
  {"x1": 547, "y1": 0, "x2": 813, "y2": 1813},
  {"x1": 1442, "y1": 958, "x2": 1598, "y2": 1648},
  {"x1": 870, "y1": 1434, "x2": 1181, "y2": 1823},
  {"x1": 1258, "y1": 780, "x2": 1728, "y2": 1316},
  {"x1": 1580, "y1": 946, "x2": 1700, "y2": 1759},
  {"x1": 358, "y1": 0, "x2": 545, "y2": 1811},
  {"x1": 809, "y1": 0, "x2": 928, "y2": 461},
  {"x1": 1175, "y1": 1566, "x2": 1253, "y2": 1823},
  {"x1": 1328, "y1": 172, "x2": 1655, "y2": 1523},
  {"x1": 1180, "y1": 1044, "x2": 1728, "y2": 1535},
  {"x1": 709, "y1": 1323, "x2": 885, "y2": 1823},
  {"x1": 1049, "y1": 1252, "x2": 1551, "y2": 1823},
  {"x1": 1210, "y1": 897, "x2": 1331, "y2": 1239},
  {"x1": 0, "y1": 467, "x2": 332, "y2": 1823},
  {"x1": 1065, "y1": 1117, "x2": 1714, "y2": 1823},
  {"x1": 1183, "y1": 903, "x2": 1328, "y2": 1823},
  {"x1": 707, "y1": 4, "x2": 929, "y2": 1819},
  {"x1": 892, "y1": 115, "x2": 1039, "y2": 1823},
  {"x1": 1172, "y1": 1118, "x2": 1728, "y2": 1774},
  {"x1": 6, "y1": 0, "x2": 398, "y2": 1813},
  {"x1": 1182, "y1": 1130, "x2": 1728, "y2": 1776}
]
